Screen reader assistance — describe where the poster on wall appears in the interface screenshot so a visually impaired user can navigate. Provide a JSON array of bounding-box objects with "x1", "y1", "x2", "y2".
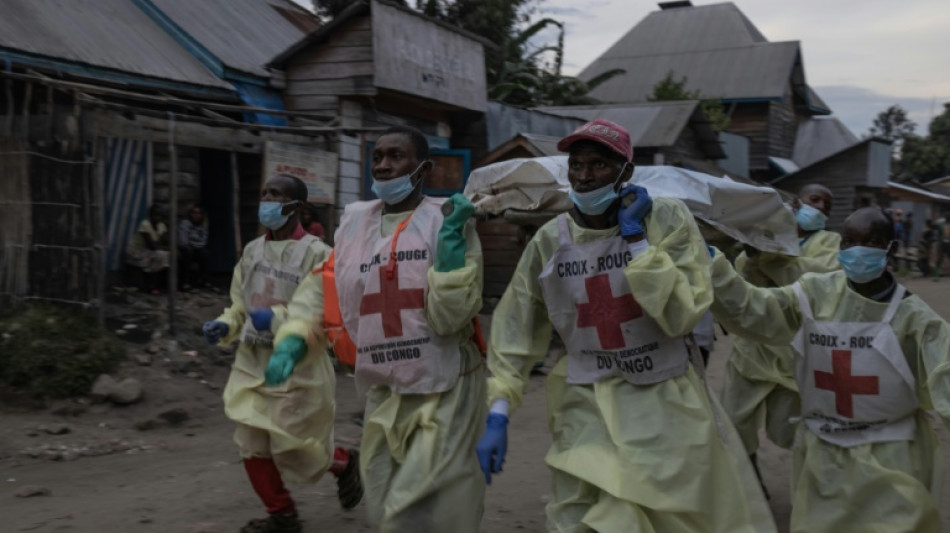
[{"x1": 263, "y1": 142, "x2": 338, "y2": 205}]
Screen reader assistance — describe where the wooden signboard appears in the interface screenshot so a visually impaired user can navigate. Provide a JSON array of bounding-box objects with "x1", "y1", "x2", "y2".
[
  {"x1": 371, "y1": 0, "x2": 487, "y2": 112},
  {"x1": 263, "y1": 141, "x2": 338, "y2": 205}
]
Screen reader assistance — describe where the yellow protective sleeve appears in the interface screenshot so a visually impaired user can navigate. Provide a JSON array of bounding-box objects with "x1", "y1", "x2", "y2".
[
  {"x1": 709, "y1": 248, "x2": 802, "y2": 345},
  {"x1": 426, "y1": 221, "x2": 483, "y2": 337},
  {"x1": 756, "y1": 229, "x2": 841, "y2": 286},
  {"x1": 274, "y1": 266, "x2": 327, "y2": 349},
  {"x1": 623, "y1": 197, "x2": 713, "y2": 337},
  {"x1": 214, "y1": 258, "x2": 247, "y2": 346}
]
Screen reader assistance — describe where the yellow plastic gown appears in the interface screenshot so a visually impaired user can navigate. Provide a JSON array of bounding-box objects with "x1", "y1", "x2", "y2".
[
  {"x1": 723, "y1": 229, "x2": 841, "y2": 451},
  {"x1": 216, "y1": 237, "x2": 336, "y2": 484},
  {"x1": 355, "y1": 212, "x2": 487, "y2": 533},
  {"x1": 710, "y1": 251, "x2": 950, "y2": 533},
  {"x1": 488, "y1": 198, "x2": 776, "y2": 533}
]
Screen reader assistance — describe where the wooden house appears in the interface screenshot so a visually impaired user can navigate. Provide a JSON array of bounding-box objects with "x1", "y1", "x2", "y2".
[
  {"x1": 770, "y1": 138, "x2": 893, "y2": 230},
  {"x1": 577, "y1": 1, "x2": 833, "y2": 182},
  {"x1": 269, "y1": 0, "x2": 491, "y2": 221},
  {"x1": 0, "y1": 0, "x2": 354, "y2": 310}
]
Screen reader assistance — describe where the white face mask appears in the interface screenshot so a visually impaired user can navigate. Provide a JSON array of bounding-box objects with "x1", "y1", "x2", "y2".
[{"x1": 371, "y1": 163, "x2": 425, "y2": 205}]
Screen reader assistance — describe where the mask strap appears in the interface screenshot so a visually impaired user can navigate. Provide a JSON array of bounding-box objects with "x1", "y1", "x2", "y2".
[
  {"x1": 408, "y1": 161, "x2": 427, "y2": 190},
  {"x1": 613, "y1": 162, "x2": 629, "y2": 192}
]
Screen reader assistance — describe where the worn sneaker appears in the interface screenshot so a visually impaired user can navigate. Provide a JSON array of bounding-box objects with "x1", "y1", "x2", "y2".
[{"x1": 336, "y1": 449, "x2": 363, "y2": 510}]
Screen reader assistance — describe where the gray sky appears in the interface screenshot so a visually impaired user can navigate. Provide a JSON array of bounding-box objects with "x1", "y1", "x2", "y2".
[
  {"x1": 295, "y1": 0, "x2": 949, "y2": 136},
  {"x1": 541, "y1": 0, "x2": 950, "y2": 135}
]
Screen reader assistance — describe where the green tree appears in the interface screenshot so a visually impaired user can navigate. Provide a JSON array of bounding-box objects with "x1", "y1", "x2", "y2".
[
  {"x1": 647, "y1": 72, "x2": 730, "y2": 132},
  {"x1": 868, "y1": 104, "x2": 917, "y2": 141},
  {"x1": 895, "y1": 103, "x2": 950, "y2": 182}
]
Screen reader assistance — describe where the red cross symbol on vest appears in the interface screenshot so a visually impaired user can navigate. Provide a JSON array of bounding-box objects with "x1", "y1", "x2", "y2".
[
  {"x1": 575, "y1": 274, "x2": 643, "y2": 350},
  {"x1": 814, "y1": 349, "x2": 880, "y2": 418},
  {"x1": 359, "y1": 263, "x2": 425, "y2": 338},
  {"x1": 250, "y1": 278, "x2": 282, "y2": 308}
]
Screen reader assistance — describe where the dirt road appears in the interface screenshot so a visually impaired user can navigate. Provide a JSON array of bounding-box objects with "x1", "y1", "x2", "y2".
[{"x1": 2, "y1": 276, "x2": 949, "y2": 532}]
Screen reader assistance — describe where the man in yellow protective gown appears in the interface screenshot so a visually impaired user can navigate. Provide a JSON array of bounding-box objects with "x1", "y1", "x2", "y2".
[
  {"x1": 722, "y1": 184, "x2": 841, "y2": 462},
  {"x1": 327, "y1": 125, "x2": 485, "y2": 532},
  {"x1": 477, "y1": 119, "x2": 775, "y2": 533},
  {"x1": 710, "y1": 207, "x2": 950, "y2": 533},
  {"x1": 203, "y1": 175, "x2": 359, "y2": 533}
]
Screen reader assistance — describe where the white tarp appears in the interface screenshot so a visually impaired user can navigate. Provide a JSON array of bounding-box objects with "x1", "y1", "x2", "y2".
[
  {"x1": 465, "y1": 156, "x2": 573, "y2": 214},
  {"x1": 464, "y1": 156, "x2": 798, "y2": 255}
]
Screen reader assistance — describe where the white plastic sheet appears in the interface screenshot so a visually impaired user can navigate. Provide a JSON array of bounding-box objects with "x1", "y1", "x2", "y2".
[
  {"x1": 464, "y1": 156, "x2": 573, "y2": 214},
  {"x1": 464, "y1": 156, "x2": 798, "y2": 255}
]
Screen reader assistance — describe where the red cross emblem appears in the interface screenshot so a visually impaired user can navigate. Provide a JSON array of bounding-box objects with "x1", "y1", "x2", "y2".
[
  {"x1": 250, "y1": 278, "x2": 283, "y2": 308},
  {"x1": 359, "y1": 263, "x2": 425, "y2": 338},
  {"x1": 814, "y1": 349, "x2": 880, "y2": 418},
  {"x1": 575, "y1": 274, "x2": 643, "y2": 349}
]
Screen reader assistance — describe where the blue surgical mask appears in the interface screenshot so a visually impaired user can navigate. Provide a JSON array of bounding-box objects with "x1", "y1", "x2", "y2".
[
  {"x1": 569, "y1": 164, "x2": 627, "y2": 215},
  {"x1": 796, "y1": 204, "x2": 827, "y2": 231},
  {"x1": 372, "y1": 163, "x2": 424, "y2": 205},
  {"x1": 258, "y1": 201, "x2": 295, "y2": 230},
  {"x1": 838, "y1": 245, "x2": 889, "y2": 283}
]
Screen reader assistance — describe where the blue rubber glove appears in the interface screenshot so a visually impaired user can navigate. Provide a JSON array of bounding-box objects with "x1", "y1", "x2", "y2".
[
  {"x1": 265, "y1": 335, "x2": 307, "y2": 385},
  {"x1": 435, "y1": 193, "x2": 476, "y2": 272},
  {"x1": 202, "y1": 321, "x2": 229, "y2": 345},
  {"x1": 619, "y1": 185, "x2": 653, "y2": 237},
  {"x1": 475, "y1": 413, "x2": 509, "y2": 484},
  {"x1": 249, "y1": 308, "x2": 274, "y2": 331}
]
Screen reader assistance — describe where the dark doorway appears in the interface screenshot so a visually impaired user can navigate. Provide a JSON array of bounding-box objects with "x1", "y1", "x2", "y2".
[{"x1": 199, "y1": 149, "x2": 237, "y2": 273}]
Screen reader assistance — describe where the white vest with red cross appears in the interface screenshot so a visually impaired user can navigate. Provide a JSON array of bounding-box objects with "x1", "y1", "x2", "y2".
[
  {"x1": 539, "y1": 215, "x2": 691, "y2": 385},
  {"x1": 239, "y1": 234, "x2": 319, "y2": 347},
  {"x1": 791, "y1": 282, "x2": 918, "y2": 447},
  {"x1": 334, "y1": 197, "x2": 462, "y2": 395}
]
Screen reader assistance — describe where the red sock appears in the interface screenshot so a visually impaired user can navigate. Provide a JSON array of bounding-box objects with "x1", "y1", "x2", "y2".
[
  {"x1": 329, "y1": 447, "x2": 350, "y2": 477},
  {"x1": 243, "y1": 457, "x2": 295, "y2": 514}
]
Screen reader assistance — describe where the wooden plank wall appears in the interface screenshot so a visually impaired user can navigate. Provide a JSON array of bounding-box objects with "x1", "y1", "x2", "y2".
[
  {"x1": 666, "y1": 126, "x2": 706, "y2": 165},
  {"x1": 774, "y1": 144, "x2": 869, "y2": 230},
  {"x1": 477, "y1": 218, "x2": 531, "y2": 300},
  {"x1": 767, "y1": 91, "x2": 797, "y2": 160},
  {"x1": 0, "y1": 138, "x2": 31, "y2": 303},
  {"x1": 153, "y1": 143, "x2": 200, "y2": 214},
  {"x1": 26, "y1": 143, "x2": 99, "y2": 306},
  {"x1": 284, "y1": 15, "x2": 375, "y2": 114},
  {"x1": 725, "y1": 102, "x2": 770, "y2": 173}
]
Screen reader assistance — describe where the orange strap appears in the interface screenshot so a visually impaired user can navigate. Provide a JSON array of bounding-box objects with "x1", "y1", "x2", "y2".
[
  {"x1": 386, "y1": 214, "x2": 414, "y2": 279},
  {"x1": 471, "y1": 317, "x2": 487, "y2": 356},
  {"x1": 318, "y1": 250, "x2": 357, "y2": 366}
]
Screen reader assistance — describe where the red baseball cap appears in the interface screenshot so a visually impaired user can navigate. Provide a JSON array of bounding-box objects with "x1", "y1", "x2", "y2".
[{"x1": 557, "y1": 118, "x2": 633, "y2": 162}]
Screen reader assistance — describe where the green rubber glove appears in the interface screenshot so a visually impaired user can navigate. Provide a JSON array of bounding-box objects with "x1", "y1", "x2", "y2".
[
  {"x1": 265, "y1": 335, "x2": 307, "y2": 385},
  {"x1": 435, "y1": 193, "x2": 475, "y2": 272}
]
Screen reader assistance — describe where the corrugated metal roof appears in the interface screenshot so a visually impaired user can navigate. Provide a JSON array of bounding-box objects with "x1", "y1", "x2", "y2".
[
  {"x1": 582, "y1": 42, "x2": 800, "y2": 102},
  {"x1": 593, "y1": 2, "x2": 768, "y2": 57},
  {"x1": 578, "y1": 2, "x2": 811, "y2": 103},
  {"x1": 888, "y1": 182, "x2": 950, "y2": 203},
  {"x1": 486, "y1": 101, "x2": 583, "y2": 152},
  {"x1": 151, "y1": 0, "x2": 315, "y2": 78},
  {"x1": 769, "y1": 156, "x2": 799, "y2": 174},
  {"x1": 0, "y1": 0, "x2": 230, "y2": 89},
  {"x1": 520, "y1": 133, "x2": 562, "y2": 156},
  {"x1": 793, "y1": 117, "x2": 858, "y2": 167},
  {"x1": 537, "y1": 101, "x2": 699, "y2": 148}
]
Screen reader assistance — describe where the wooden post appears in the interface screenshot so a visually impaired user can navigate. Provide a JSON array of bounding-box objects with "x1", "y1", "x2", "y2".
[
  {"x1": 230, "y1": 151, "x2": 242, "y2": 256},
  {"x1": 167, "y1": 112, "x2": 178, "y2": 334},
  {"x1": 94, "y1": 135, "x2": 106, "y2": 326}
]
